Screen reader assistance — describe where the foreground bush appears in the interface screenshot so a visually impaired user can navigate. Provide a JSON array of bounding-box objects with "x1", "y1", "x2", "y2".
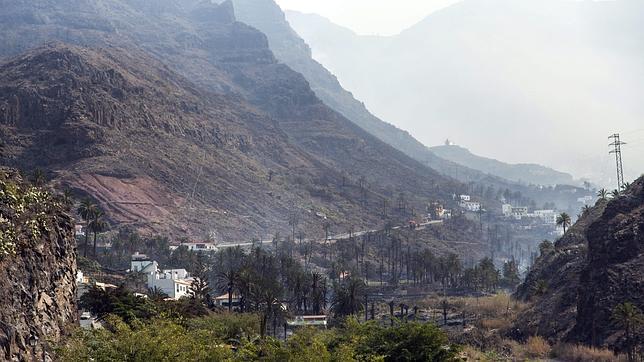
[{"x1": 57, "y1": 315, "x2": 460, "y2": 361}]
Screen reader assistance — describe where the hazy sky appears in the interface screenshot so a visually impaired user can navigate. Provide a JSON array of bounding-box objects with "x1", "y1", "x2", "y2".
[{"x1": 274, "y1": 0, "x2": 462, "y2": 35}]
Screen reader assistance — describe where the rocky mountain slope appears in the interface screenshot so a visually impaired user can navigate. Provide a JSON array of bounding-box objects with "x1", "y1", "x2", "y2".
[
  {"x1": 0, "y1": 43, "x2": 447, "y2": 240},
  {"x1": 286, "y1": 1, "x2": 644, "y2": 183},
  {"x1": 430, "y1": 144, "x2": 576, "y2": 186},
  {"x1": 516, "y1": 176, "x2": 644, "y2": 349},
  {"x1": 230, "y1": 0, "x2": 525, "y2": 189},
  {"x1": 0, "y1": 169, "x2": 77, "y2": 360},
  {"x1": 0, "y1": 0, "x2": 463, "y2": 240}
]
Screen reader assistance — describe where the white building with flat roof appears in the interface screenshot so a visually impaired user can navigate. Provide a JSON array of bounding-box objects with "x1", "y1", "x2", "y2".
[
  {"x1": 534, "y1": 210, "x2": 557, "y2": 225},
  {"x1": 146, "y1": 268, "x2": 193, "y2": 300},
  {"x1": 459, "y1": 200, "x2": 481, "y2": 212}
]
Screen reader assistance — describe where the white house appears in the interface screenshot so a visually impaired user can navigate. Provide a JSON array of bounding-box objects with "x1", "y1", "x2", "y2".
[
  {"x1": 146, "y1": 268, "x2": 193, "y2": 300},
  {"x1": 502, "y1": 204, "x2": 513, "y2": 217},
  {"x1": 511, "y1": 207, "x2": 529, "y2": 219},
  {"x1": 534, "y1": 210, "x2": 557, "y2": 225},
  {"x1": 577, "y1": 195, "x2": 594, "y2": 205},
  {"x1": 131, "y1": 252, "x2": 156, "y2": 273},
  {"x1": 75, "y1": 224, "x2": 86, "y2": 237},
  {"x1": 459, "y1": 195, "x2": 471, "y2": 202},
  {"x1": 459, "y1": 200, "x2": 481, "y2": 212}
]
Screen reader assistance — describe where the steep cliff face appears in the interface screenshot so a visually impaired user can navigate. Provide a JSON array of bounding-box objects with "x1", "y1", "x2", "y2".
[
  {"x1": 516, "y1": 176, "x2": 644, "y2": 349},
  {"x1": 0, "y1": 169, "x2": 77, "y2": 361},
  {"x1": 572, "y1": 178, "x2": 644, "y2": 347},
  {"x1": 514, "y1": 200, "x2": 607, "y2": 342}
]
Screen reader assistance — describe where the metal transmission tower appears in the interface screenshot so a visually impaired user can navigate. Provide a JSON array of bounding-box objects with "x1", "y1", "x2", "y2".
[{"x1": 609, "y1": 134, "x2": 626, "y2": 191}]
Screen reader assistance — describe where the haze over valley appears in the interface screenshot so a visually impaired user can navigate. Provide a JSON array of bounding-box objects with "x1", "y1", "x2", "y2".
[
  {"x1": 0, "y1": 1, "x2": 642, "y2": 360},
  {"x1": 285, "y1": 0, "x2": 644, "y2": 187}
]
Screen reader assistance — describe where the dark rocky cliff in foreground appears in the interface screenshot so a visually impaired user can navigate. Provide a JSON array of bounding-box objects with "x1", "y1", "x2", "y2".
[
  {"x1": 0, "y1": 169, "x2": 77, "y2": 361},
  {"x1": 516, "y1": 176, "x2": 644, "y2": 349}
]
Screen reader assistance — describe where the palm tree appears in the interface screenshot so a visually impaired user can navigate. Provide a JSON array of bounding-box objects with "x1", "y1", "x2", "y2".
[
  {"x1": 612, "y1": 189, "x2": 621, "y2": 198},
  {"x1": 59, "y1": 189, "x2": 74, "y2": 208},
  {"x1": 612, "y1": 302, "x2": 644, "y2": 362},
  {"x1": 88, "y1": 209, "x2": 108, "y2": 258},
  {"x1": 217, "y1": 269, "x2": 239, "y2": 312},
  {"x1": 310, "y1": 272, "x2": 326, "y2": 314},
  {"x1": 556, "y1": 212, "x2": 572, "y2": 234},
  {"x1": 77, "y1": 199, "x2": 97, "y2": 257},
  {"x1": 597, "y1": 188, "x2": 608, "y2": 200},
  {"x1": 331, "y1": 276, "x2": 365, "y2": 318},
  {"x1": 581, "y1": 205, "x2": 591, "y2": 216}
]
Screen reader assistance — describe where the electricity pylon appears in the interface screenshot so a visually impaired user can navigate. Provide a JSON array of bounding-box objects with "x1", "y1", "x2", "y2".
[{"x1": 609, "y1": 134, "x2": 626, "y2": 191}]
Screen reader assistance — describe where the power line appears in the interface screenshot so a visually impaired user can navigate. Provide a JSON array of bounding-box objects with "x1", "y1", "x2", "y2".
[{"x1": 609, "y1": 133, "x2": 626, "y2": 191}]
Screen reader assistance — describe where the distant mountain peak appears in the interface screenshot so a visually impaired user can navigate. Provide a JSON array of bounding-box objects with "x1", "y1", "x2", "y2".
[{"x1": 430, "y1": 143, "x2": 577, "y2": 186}]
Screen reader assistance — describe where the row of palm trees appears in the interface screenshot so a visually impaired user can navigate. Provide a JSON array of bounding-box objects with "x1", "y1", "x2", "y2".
[
  {"x1": 597, "y1": 184, "x2": 630, "y2": 201},
  {"x1": 76, "y1": 199, "x2": 109, "y2": 258}
]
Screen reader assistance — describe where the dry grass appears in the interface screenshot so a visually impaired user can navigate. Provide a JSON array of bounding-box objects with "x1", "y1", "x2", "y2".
[
  {"x1": 524, "y1": 336, "x2": 551, "y2": 359},
  {"x1": 461, "y1": 294, "x2": 528, "y2": 320},
  {"x1": 552, "y1": 343, "x2": 627, "y2": 362},
  {"x1": 479, "y1": 318, "x2": 511, "y2": 330}
]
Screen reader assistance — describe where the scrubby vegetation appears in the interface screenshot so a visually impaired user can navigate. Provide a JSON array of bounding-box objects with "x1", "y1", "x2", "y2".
[
  {"x1": 0, "y1": 169, "x2": 68, "y2": 258},
  {"x1": 57, "y1": 309, "x2": 460, "y2": 361}
]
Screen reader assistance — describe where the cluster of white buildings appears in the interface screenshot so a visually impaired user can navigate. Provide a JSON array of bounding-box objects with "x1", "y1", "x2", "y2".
[
  {"x1": 502, "y1": 204, "x2": 557, "y2": 225},
  {"x1": 457, "y1": 194, "x2": 482, "y2": 212},
  {"x1": 130, "y1": 252, "x2": 194, "y2": 300}
]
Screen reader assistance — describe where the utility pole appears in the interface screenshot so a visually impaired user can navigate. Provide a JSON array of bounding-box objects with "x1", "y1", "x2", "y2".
[{"x1": 609, "y1": 134, "x2": 626, "y2": 191}]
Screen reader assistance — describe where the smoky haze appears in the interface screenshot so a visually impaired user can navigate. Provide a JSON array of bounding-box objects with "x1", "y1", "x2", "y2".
[{"x1": 285, "y1": 0, "x2": 644, "y2": 187}]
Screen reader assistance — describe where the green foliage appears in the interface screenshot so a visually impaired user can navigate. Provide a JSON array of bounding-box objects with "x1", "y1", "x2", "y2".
[
  {"x1": 460, "y1": 257, "x2": 500, "y2": 292},
  {"x1": 186, "y1": 313, "x2": 261, "y2": 344},
  {"x1": 79, "y1": 285, "x2": 157, "y2": 324},
  {"x1": 331, "y1": 276, "x2": 366, "y2": 318},
  {"x1": 59, "y1": 300, "x2": 458, "y2": 362},
  {"x1": 324, "y1": 318, "x2": 459, "y2": 362},
  {"x1": 556, "y1": 213, "x2": 572, "y2": 233},
  {"x1": 77, "y1": 256, "x2": 102, "y2": 273},
  {"x1": 57, "y1": 316, "x2": 235, "y2": 362},
  {"x1": 0, "y1": 172, "x2": 63, "y2": 259},
  {"x1": 501, "y1": 259, "x2": 521, "y2": 289}
]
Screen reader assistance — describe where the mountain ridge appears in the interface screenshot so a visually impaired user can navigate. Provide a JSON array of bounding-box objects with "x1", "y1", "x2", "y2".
[
  {"x1": 286, "y1": 1, "x2": 644, "y2": 184},
  {"x1": 431, "y1": 144, "x2": 576, "y2": 186},
  {"x1": 0, "y1": 0, "x2": 461, "y2": 240}
]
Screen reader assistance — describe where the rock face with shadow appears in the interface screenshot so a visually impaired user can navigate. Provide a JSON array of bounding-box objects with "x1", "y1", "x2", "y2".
[
  {"x1": 516, "y1": 176, "x2": 644, "y2": 350},
  {"x1": 0, "y1": 169, "x2": 77, "y2": 361}
]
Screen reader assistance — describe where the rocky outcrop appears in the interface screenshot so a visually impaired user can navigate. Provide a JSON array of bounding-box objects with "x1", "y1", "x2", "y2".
[
  {"x1": 0, "y1": 169, "x2": 77, "y2": 361},
  {"x1": 516, "y1": 176, "x2": 644, "y2": 349},
  {"x1": 572, "y1": 178, "x2": 644, "y2": 348},
  {"x1": 513, "y1": 198, "x2": 607, "y2": 342}
]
